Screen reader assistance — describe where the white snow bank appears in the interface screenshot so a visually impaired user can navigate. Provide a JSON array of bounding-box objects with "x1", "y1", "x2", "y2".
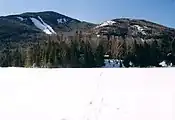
[
  {"x1": 159, "y1": 61, "x2": 167, "y2": 67},
  {"x1": 96, "y1": 20, "x2": 116, "y2": 28},
  {"x1": 30, "y1": 16, "x2": 56, "y2": 35},
  {"x1": 159, "y1": 61, "x2": 172, "y2": 67},
  {"x1": 17, "y1": 16, "x2": 24, "y2": 21},
  {"x1": 0, "y1": 68, "x2": 174, "y2": 120}
]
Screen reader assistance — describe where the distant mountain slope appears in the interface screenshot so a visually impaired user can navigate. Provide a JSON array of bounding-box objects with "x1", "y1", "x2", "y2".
[
  {"x1": 93, "y1": 18, "x2": 175, "y2": 41},
  {"x1": 1, "y1": 12, "x2": 175, "y2": 67},
  {"x1": 0, "y1": 11, "x2": 96, "y2": 41},
  {"x1": 0, "y1": 11, "x2": 175, "y2": 46}
]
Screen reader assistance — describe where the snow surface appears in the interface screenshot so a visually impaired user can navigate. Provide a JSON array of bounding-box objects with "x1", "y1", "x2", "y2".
[
  {"x1": 102, "y1": 59, "x2": 123, "y2": 68},
  {"x1": 30, "y1": 16, "x2": 56, "y2": 35},
  {"x1": 97, "y1": 35, "x2": 100, "y2": 38},
  {"x1": 159, "y1": 61, "x2": 172, "y2": 67},
  {"x1": 129, "y1": 61, "x2": 133, "y2": 66},
  {"x1": 159, "y1": 61, "x2": 167, "y2": 67},
  {"x1": 38, "y1": 16, "x2": 56, "y2": 34},
  {"x1": 132, "y1": 25, "x2": 146, "y2": 35},
  {"x1": 0, "y1": 68, "x2": 174, "y2": 120},
  {"x1": 141, "y1": 38, "x2": 144, "y2": 42},
  {"x1": 96, "y1": 20, "x2": 116, "y2": 28},
  {"x1": 17, "y1": 16, "x2": 24, "y2": 21},
  {"x1": 57, "y1": 18, "x2": 67, "y2": 24}
]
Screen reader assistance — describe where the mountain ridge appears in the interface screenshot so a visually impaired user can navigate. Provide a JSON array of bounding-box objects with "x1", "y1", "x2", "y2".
[
  {"x1": 0, "y1": 11, "x2": 175, "y2": 43},
  {"x1": 1, "y1": 11, "x2": 174, "y2": 29},
  {"x1": 0, "y1": 11, "x2": 175, "y2": 67}
]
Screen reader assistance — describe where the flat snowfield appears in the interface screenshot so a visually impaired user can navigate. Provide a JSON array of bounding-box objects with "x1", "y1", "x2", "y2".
[{"x1": 0, "y1": 68, "x2": 174, "y2": 120}]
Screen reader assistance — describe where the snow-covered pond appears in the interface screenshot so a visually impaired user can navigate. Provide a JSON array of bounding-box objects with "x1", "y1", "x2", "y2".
[{"x1": 0, "y1": 68, "x2": 174, "y2": 120}]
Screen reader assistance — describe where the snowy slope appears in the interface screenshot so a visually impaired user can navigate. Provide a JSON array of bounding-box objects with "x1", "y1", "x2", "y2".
[
  {"x1": 57, "y1": 18, "x2": 67, "y2": 24},
  {"x1": 0, "y1": 68, "x2": 174, "y2": 120},
  {"x1": 96, "y1": 20, "x2": 116, "y2": 28},
  {"x1": 30, "y1": 16, "x2": 56, "y2": 35},
  {"x1": 16, "y1": 16, "x2": 24, "y2": 21},
  {"x1": 38, "y1": 16, "x2": 56, "y2": 34},
  {"x1": 132, "y1": 25, "x2": 146, "y2": 35}
]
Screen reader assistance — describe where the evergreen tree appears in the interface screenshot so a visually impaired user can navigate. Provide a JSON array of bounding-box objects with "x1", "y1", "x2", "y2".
[
  {"x1": 171, "y1": 40, "x2": 175, "y2": 65},
  {"x1": 25, "y1": 47, "x2": 34, "y2": 67},
  {"x1": 84, "y1": 41, "x2": 95, "y2": 68},
  {"x1": 119, "y1": 60, "x2": 123, "y2": 68},
  {"x1": 48, "y1": 41, "x2": 58, "y2": 67},
  {"x1": 40, "y1": 47, "x2": 45, "y2": 67},
  {"x1": 20, "y1": 49, "x2": 26, "y2": 67},
  {"x1": 123, "y1": 40, "x2": 134, "y2": 67},
  {"x1": 32, "y1": 42, "x2": 41, "y2": 67},
  {"x1": 48, "y1": 42, "x2": 54, "y2": 66},
  {"x1": 59, "y1": 41, "x2": 70, "y2": 67},
  {"x1": 95, "y1": 43, "x2": 105, "y2": 67},
  {"x1": 53, "y1": 42, "x2": 60, "y2": 67},
  {"x1": 150, "y1": 40, "x2": 161, "y2": 66},
  {"x1": 131, "y1": 40, "x2": 140, "y2": 66},
  {"x1": 70, "y1": 40, "x2": 80, "y2": 67},
  {"x1": 45, "y1": 39, "x2": 52, "y2": 64},
  {"x1": 1, "y1": 48, "x2": 12, "y2": 67},
  {"x1": 141, "y1": 41, "x2": 150, "y2": 67},
  {"x1": 32, "y1": 45, "x2": 37, "y2": 65},
  {"x1": 172, "y1": 40, "x2": 175, "y2": 55},
  {"x1": 160, "y1": 34, "x2": 172, "y2": 59},
  {"x1": 12, "y1": 48, "x2": 22, "y2": 67},
  {"x1": 36, "y1": 50, "x2": 41, "y2": 67},
  {"x1": 79, "y1": 40, "x2": 86, "y2": 66}
]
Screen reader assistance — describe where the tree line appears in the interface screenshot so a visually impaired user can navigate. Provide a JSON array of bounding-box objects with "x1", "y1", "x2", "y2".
[
  {"x1": 0, "y1": 32, "x2": 105, "y2": 68},
  {"x1": 0, "y1": 31, "x2": 175, "y2": 68},
  {"x1": 108, "y1": 33, "x2": 175, "y2": 67}
]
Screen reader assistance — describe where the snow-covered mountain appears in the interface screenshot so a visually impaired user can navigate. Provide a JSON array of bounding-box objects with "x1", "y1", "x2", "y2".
[
  {"x1": 30, "y1": 16, "x2": 56, "y2": 35},
  {"x1": 93, "y1": 18, "x2": 175, "y2": 41},
  {"x1": 0, "y1": 11, "x2": 96, "y2": 41},
  {"x1": 0, "y1": 11, "x2": 175, "y2": 44},
  {"x1": 95, "y1": 20, "x2": 116, "y2": 28}
]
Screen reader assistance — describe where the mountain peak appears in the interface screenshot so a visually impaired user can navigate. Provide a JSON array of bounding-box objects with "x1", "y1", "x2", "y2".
[
  {"x1": 92, "y1": 18, "x2": 175, "y2": 41},
  {"x1": 0, "y1": 11, "x2": 96, "y2": 40}
]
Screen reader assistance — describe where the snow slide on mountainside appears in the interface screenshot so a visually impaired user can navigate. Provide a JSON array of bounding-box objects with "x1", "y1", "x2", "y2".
[
  {"x1": 38, "y1": 16, "x2": 56, "y2": 34},
  {"x1": 0, "y1": 68, "x2": 174, "y2": 120},
  {"x1": 30, "y1": 16, "x2": 56, "y2": 35}
]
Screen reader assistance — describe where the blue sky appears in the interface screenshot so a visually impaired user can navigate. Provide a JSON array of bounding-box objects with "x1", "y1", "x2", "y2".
[{"x1": 0, "y1": 0, "x2": 175, "y2": 27}]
